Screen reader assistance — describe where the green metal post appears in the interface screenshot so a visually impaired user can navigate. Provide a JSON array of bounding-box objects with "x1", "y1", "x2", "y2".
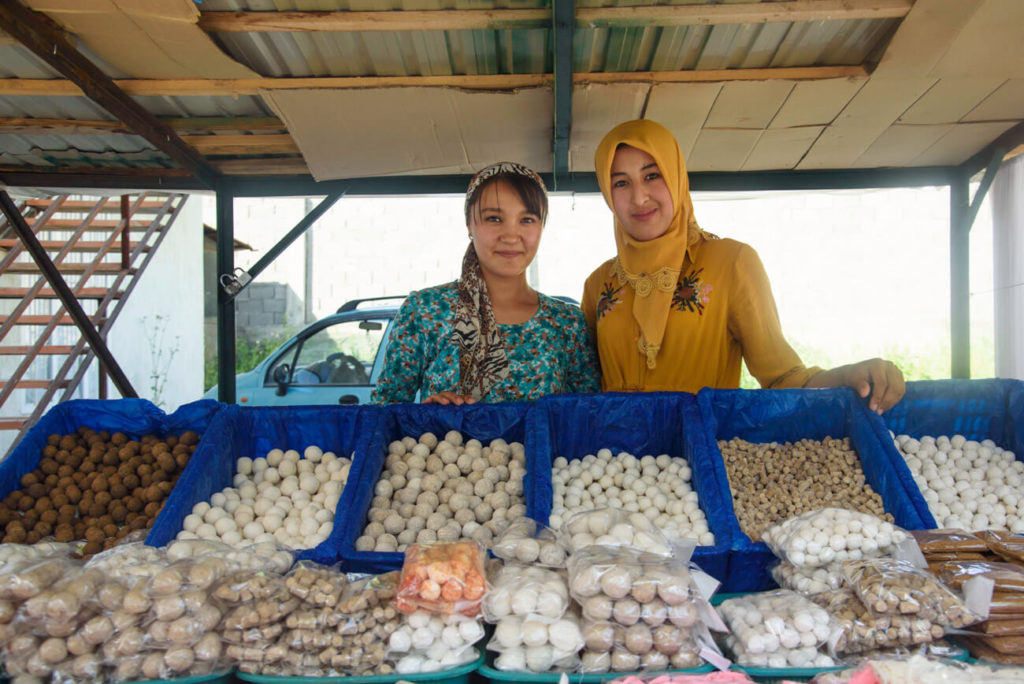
[{"x1": 216, "y1": 186, "x2": 237, "y2": 403}]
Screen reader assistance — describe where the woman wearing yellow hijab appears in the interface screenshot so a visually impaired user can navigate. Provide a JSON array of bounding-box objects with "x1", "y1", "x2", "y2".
[{"x1": 581, "y1": 119, "x2": 905, "y2": 413}]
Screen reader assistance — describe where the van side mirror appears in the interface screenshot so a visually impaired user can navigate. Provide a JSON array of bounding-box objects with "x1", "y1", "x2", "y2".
[{"x1": 272, "y1": 364, "x2": 291, "y2": 396}]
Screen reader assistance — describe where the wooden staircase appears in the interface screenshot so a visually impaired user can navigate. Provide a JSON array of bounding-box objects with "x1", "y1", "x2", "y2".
[{"x1": 0, "y1": 192, "x2": 189, "y2": 456}]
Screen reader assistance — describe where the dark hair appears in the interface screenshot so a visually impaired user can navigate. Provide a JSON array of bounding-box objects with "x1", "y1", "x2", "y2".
[{"x1": 465, "y1": 172, "x2": 548, "y2": 226}]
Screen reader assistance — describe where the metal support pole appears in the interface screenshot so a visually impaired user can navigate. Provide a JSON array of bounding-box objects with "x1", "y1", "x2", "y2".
[
  {"x1": 119, "y1": 194, "x2": 130, "y2": 269},
  {"x1": 950, "y1": 169, "x2": 970, "y2": 379},
  {"x1": 304, "y1": 197, "x2": 314, "y2": 324},
  {"x1": 0, "y1": 189, "x2": 138, "y2": 398},
  {"x1": 216, "y1": 186, "x2": 236, "y2": 404},
  {"x1": 552, "y1": 0, "x2": 574, "y2": 190},
  {"x1": 220, "y1": 193, "x2": 343, "y2": 300}
]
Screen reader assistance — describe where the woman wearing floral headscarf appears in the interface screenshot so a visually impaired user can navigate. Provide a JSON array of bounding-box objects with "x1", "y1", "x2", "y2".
[
  {"x1": 582, "y1": 120, "x2": 905, "y2": 413},
  {"x1": 373, "y1": 162, "x2": 601, "y2": 404}
]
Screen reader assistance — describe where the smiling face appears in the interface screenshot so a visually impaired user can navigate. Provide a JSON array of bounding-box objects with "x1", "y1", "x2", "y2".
[
  {"x1": 609, "y1": 144, "x2": 675, "y2": 242},
  {"x1": 467, "y1": 178, "x2": 544, "y2": 282}
]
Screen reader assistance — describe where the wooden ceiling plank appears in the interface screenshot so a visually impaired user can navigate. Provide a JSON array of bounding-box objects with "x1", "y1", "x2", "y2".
[
  {"x1": 797, "y1": 76, "x2": 937, "y2": 169},
  {"x1": 687, "y1": 129, "x2": 763, "y2": 172},
  {"x1": 704, "y1": 80, "x2": 795, "y2": 129},
  {"x1": 0, "y1": 116, "x2": 287, "y2": 136},
  {"x1": 645, "y1": 82, "x2": 724, "y2": 160},
  {"x1": 0, "y1": 66, "x2": 866, "y2": 97},
  {"x1": 963, "y1": 79, "x2": 1024, "y2": 122},
  {"x1": 570, "y1": 83, "x2": 649, "y2": 173},
  {"x1": 179, "y1": 134, "x2": 299, "y2": 156},
  {"x1": 852, "y1": 123, "x2": 954, "y2": 168},
  {"x1": 197, "y1": 2, "x2": 912, "y2": 33},
  {"x1": 0, "y1": 0, "x2": 218, "y2": 188},
  {"x1": 742, "y1": 126, "x2": 824, "y2": 171},
  {"x1": 770, "y1": 77, "x2": 868, "y2": 129},
  {"x1": 914, "y1": 121, "x2": 1019, "y2": 167},
  {"x1": 213, "y1": 158, "x2": 310, "y2": 175},
  {"x1": 873, "y1": 0, "x2": 982, "y2": 78},
  {"x1": 898, "y1": 78, "x2": 1007, "y2": 125}
]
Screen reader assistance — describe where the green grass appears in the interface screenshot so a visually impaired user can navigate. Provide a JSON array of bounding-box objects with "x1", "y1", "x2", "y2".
[{"x1": 204, "y1": 332, "x2": 293, "y2": 391}]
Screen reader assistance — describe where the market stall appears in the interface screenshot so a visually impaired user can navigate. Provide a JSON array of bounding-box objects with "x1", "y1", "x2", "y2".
[{"x1": 0, "y1": 379, "x2": 1020, "y2": 681}]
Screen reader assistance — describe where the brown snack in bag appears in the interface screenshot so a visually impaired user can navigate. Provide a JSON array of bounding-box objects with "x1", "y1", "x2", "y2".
[
  {"x1": 979, "y1": 531, "x2": 1024, "y2": 565},
  {"x1": 971, "y1": 618, "x2": 1024, "y2": 636},
  {"x1": 912, "y1": 529, "x2": 987, "y2": 554},
  {"x1": 960, "y1": 635, "x2": 1024, "y2": 664},
  {"x1": 938, "y1": 560, "x2": 1024, "y2": 593}
]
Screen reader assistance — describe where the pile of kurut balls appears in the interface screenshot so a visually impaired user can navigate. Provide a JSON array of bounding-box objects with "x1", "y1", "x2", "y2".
[{"x1": 356, "y1": 432, "x2": 526, "y2": 553}]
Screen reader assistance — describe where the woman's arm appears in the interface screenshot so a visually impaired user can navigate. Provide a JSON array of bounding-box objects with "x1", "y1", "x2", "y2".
[
  {"x1": 804, "y1": 359, "x2": 905, "y2": 414},
  {"x1": 565, "y1": 309, "x2": 602, "y2": 393}
]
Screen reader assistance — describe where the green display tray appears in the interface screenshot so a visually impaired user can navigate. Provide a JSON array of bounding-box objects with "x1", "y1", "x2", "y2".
[
  {"x1": 235, "y1": 650, "x2": 483, "y2": 684},
  {"x1": 477, "y1": 652, "x2": 715, "y2": 683},
  {"x1": 733, "y1": 665, "x2": 844, "y2": 684},
  {"x1": 123, "y1": 671, "x2": 234, "y2": 684}
]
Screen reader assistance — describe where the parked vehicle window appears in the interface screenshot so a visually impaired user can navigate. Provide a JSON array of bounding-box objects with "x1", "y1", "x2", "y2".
[{"x1": 286, "y1": 319, "x2": 387, "y2": 385}]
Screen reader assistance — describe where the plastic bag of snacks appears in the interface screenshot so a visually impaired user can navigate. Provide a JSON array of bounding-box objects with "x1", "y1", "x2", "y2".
[
  {"x1": 395, "y1": 541, "x2": 487, "y2": 616},
  {"x1": 492, "y1": 517, "x2": 567, "y2": 567},
  {"x1": 484, "y1": 564, "x2": 570, "y2": 622},
  {"x1": 387, "y1": 610, "x2": 484, "y2": 672},
  {"x1": 810, "y1": 588, "x2": 943, "y2": 656},
  {"x1": 165, "y1": 539, "x2": 293, "y2": 574},
  {"x1": 607, "y1": 673, "x2": 758, "y2": 684},
  {"x1": 841, "y1": 558, "x2": 983, "y2": 628},
  {"x1": 716, "y1": 590, "x2": 838, "y2": 668},
  {"x1": 562, "y1": 509, "x2": 672, "y2": 556},
  {"x1": 937, "y1": 560, "x2": 1024, "y2": 593},
  {"x1": 762, "y1": 508, "x2": 909, "y2": 569},
  {"x1": 910, "y1": 529, "x2": 987, "y2": 555},
  {"x1": 568, "y1": 546, "x2": 711, "y2": 672},
  {"x1": 771, "y1": 561, "x2": 845, "y2": 596},
  {"x1": 489, "y1": 611, "x2": 583, "y2": 673}
]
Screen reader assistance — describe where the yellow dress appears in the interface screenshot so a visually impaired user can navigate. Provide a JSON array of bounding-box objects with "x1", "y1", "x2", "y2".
[{"x1": 582, "y1": 233, "x2": 822, "y2": 393}]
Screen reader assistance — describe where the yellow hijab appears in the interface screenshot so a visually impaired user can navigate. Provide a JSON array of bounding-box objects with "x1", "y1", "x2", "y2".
[{"x1": 595, "y1": 119, "x2": 700, "y2": 369}]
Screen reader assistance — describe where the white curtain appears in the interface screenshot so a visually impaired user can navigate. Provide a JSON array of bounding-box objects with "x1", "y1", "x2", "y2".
[{"x1": 991, "y1": 154, "x2": 1024, "y2": 380}]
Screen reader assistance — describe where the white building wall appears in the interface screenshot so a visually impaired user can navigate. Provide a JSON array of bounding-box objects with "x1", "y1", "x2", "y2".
[{"x1": 107, "y1": 196, "x2": 204, "y2": 410}]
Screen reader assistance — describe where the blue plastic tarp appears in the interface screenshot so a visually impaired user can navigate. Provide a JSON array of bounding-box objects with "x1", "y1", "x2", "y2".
[
  {"x1": 0, "y1": 398, "x2": 223, "y2": 502},
  {"x1": 526, "y1": 392, "x2": 733, "y2": 583},
  {"x1": 874, "y1": 378, "x2": 1024, "y2": 528},
  {"x1": 336, "y1": 402, "x2": 532, "y2": 573},
  {"x1": 146, "y1": 403, "x2": 381, "y2": 564},
  {"x1": 693, "y1": 387, "x2": 929, "y2": 592}
]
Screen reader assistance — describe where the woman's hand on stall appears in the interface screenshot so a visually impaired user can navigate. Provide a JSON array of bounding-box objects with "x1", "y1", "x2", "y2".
[
  {"x1": 422, "y1": 391, "x2": 477, "y2": 406},
  {"x1": 806, "y1": 358, "x2": 905, "y2": 414}
]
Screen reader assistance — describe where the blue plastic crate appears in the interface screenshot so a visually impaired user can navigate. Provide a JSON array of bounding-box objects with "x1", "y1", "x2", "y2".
[
  {"x1": 0, "y1": 398, "x2": 222, "y2": 502},
  {"x1": 872, "y1": 378, "x2": 1024, "y2": 528},
  {"x1": 336, "y1": 401, "x2": 533, "y2": 573},
  {"x1": 526, "y1": 391, "x2": 734, "y2": 583},
  {"x1": 146, "y1": 403, "x2": 381, "y2": 564},
  {"x1": 693, "y1": 387, "x2": 930, "y2": 592}
]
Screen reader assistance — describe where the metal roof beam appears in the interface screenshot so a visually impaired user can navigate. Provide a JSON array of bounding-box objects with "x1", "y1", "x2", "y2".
[
  {"x1": 197, "y1": 1, "x2": 911, "y2": 33},
  {"x1": 0, "y1": 0, "x2": 220, "y2": 189},
  {"x1": 962, "y1": 121, "x2": 1024, "y2": 178},
  {"x1": 552, "y1": 0, "x2": 574, "y2": 190}
]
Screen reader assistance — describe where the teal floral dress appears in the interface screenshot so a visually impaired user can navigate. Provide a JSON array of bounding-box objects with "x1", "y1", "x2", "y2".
[{"x1": 372, "y1": 283, "x2": 601, "y2": 403}]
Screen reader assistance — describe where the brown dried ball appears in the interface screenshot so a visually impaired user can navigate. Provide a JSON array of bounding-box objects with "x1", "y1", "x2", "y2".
[
  {"x1": 20, "y1": 472, "x2": 38, "y2": 487},
  {"x1": 144, "y1": 486, "x2": 163, "y2": 504},
  {"x1": 39, "y1": 459, "x2": 58, "y2": 475},
  {"x1": 40, "y1": 510, "x2": 58, "y2": 525},
  {"x1": 125, "y1": 497, "x2": 142, "y2": 513},
  {"x1": 84, "y1": 527, "x2": 105, "y2": 544},
  {"x1": 175, "y1": 452, "x2": 190, "y2": 469},
  {"x1": 47, "y1": 434, "x2": 61, "y2": 447},
  {"x1": 16, "y1": 497, "x2": 34, "y2": 512},
  {"x1": 144, "y1": 502, "x2": 162, "y2": 518},
  {"x1": 82, "y1": 541, "x2": 102, "y2": 556},
  {"x1": 54, "y1": 525, "x2": 74, "y2": 542}
]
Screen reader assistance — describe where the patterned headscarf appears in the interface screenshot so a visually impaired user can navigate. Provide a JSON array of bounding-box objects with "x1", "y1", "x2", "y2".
[{"x1": 451, "y1": 162, "x2": 547, "y2": 400}]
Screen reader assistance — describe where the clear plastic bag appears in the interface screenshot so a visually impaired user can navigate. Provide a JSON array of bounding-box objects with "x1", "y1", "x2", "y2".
[
  {"x1": 937, "y1": 560, "x2": 1024, "y2": 593},
  {"x1": 285, "y1": 561, "x2": 348, "y2": 607},
  {"x1": 841, "y1": 558, "x2": 982, "y2": 628},
  {"x1": 0, "y1": 557, "x2": 74, "y2": 601},
  {"x1": 562, "y1": 509, "x2": 672, "y2": 556},
  {"x1": 762, "y1": 508, "x2": 909, "y2": 568},
  {"x1": 487, "y1": 611, "x2": 584, "y2": 669},
  {"x1": 716, "y1": 590, "x2": 838, "y2": 668},
  {"x1": 395, "y1": 541, "x2": 487, "y2": 616},
  {"x1": 387, "y1": 610, "x2": 485, "y2": 661},
  {"x1": 809, "y1": 588, "x2": 942, "y2": 656},
  {"x1": 483, "y1": 564, "x2": 570, "y2": 622},
  {"x1": 771, "y1": 561, "x2": 845, "y2": 596},
  {"x1": 909, "y1": 529, "x2": 987, "y2": 555},
  {"x1": 492, "y1": 517, "x2": 568, "y2": 567}
]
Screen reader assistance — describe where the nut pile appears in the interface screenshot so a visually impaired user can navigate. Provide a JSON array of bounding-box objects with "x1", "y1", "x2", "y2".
[
  {"x1": 177, "y1": 445, "x2": 348, "y2": 550},
  {"x1": 719, "y1": 437, "x2": 890, "y2": 540},
  {"x1": 895, "y1": 434, "x2": 1024, "y2": 532},
  {"x1": 717, "y1": 591, "x2": 837, "y2": 669},
  {"x1": 356, "y1": 432, "x2": 526, "y2": 553},
  {"x1": 550, "y1": 451, "x2": 713, "y2": 546},
  {"x1": 0, "y1": 428, "x2": 198, "y2": 555},
  {"x1": 568, "y1": 547, "x2": 703, "y2": 673}
]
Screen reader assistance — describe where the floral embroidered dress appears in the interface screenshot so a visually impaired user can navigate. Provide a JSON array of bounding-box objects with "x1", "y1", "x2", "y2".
[
  {"x1": 373, "y1": 283, "x2": 601, "y2": 403},
  {"x1": 582, "y1": 233, "x2": 822, "y2": 393}
]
